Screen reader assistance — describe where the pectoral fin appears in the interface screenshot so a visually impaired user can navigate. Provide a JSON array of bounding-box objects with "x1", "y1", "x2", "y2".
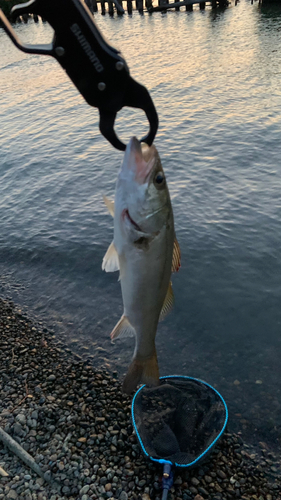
[
  {"x1": 102, "y1": 241, "x2": 119, "y2": 272},
  {"x1": 103, "y1": 195, "x2": 115, "y2": 217},
  {"x1": 110, "y1": 315, "x2": 136, "y2": 340},
  {"x1": 171, "y1": 237, "x2": 181, "y2": 273},
  {"x1": 159, "y1": 281, "x2": 174, "y2": 322}
]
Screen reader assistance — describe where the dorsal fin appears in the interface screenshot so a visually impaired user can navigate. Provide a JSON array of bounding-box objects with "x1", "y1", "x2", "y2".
[
  {"x1": 103, "y1": 195, "x2": 115, "y2": 217},
  {"x1": 102, "y1": 241, "x2": 119, "y2": 272},
  {"x1": 159, "y1": 281, "x2": 174, "y2": 322},
  {"x1": 171, "y1": 237, "x2": 181, "y2": 273}
]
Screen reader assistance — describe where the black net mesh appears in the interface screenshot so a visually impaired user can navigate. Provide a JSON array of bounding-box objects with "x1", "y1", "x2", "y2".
[{"x1": 132, "y1": 377, "x2": 227, "y2": 466}]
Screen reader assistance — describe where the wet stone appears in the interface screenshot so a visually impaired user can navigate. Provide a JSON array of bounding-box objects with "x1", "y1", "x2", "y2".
[
  {"x1": 198, "y1": 487, "x2": 209, "y2": 497},
  {"x1": 62, "y1": 486, "x2": 71, "y2": 495},
  {"x1": 119, "y1": 492, "x2": 128, "y2": 500},
  {"x1": 13, "y1": 423, "x2": 23, "y2": 435},
  {"x1": 217, "y1": 470, "x2": 227, "y2": 480},
  {"x1": 190, "y1": 487, "x2": 198, "y2": 494},
  {"x1": 139, "y1": 480, "x2": 146, "y2": 487},
  {"x1": 174, "y1": 477, "x2": 182, "y2": 485},
  {"x1": 204, "y1": 475, "x2": 212, "y2": 483},
  {"x1": 80, "y1": 485, "x2": 90, "y2": 495},
  {"x1": 16, "y1": 414, "x2": 26, "y2": 426},
  {"x1": 191, "y1": 478, "x2": 200, "y2": 486},
  {"x1": 7, "y1": 491, "x2": 18, "y2": 499}
]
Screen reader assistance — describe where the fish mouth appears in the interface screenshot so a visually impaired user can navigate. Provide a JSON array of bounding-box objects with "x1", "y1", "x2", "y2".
[
  {"x1": 122, "y1": 137, "x2": 156, "y2": 184},
  {"x1": 122, "y1": 209, "x2": 143, "y2": 232}
]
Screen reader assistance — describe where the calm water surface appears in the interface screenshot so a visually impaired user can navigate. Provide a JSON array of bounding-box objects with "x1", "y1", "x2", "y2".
[{"x1": 1, "y1": 1, "x2": 281, "y2": 452}]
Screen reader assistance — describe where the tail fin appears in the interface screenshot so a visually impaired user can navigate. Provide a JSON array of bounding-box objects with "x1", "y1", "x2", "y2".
[{"x1": 122, "y1": 350, "x2": 160, "y2": 395}]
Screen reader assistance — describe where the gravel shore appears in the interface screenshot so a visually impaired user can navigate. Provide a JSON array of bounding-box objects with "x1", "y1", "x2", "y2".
[{"x1": 0, "y1": 297, "x2": 280, "y2": 500}]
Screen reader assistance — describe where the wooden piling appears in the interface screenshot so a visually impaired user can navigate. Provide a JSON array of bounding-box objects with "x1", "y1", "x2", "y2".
[
  {"x1": 158, "y1": 0, "x2": 169, "y2": 8},
  {"x1": 199, "y1": 1, "x2": 205, "y2": 8},
  {"x1": 150, "y1": 0, "x2": 198, "y2": 12},
  {"x1": 136, "y1": 0, "x2": 144, "y2": 12},
  {"x1": 127, "y1": 0, "x2": 133, "y2": 13},
  {"x1": 101, "y1": 0, "x2": 106, "y2": 15},
  {"x1": 108, "y1": 0, "x2": 114, "y2": 15},
  {"x1": 115, "y1": 0, "x2": 124, "y2": 14},
  {"x1": 33, "y1": 14, "x2": 39, "y2": 22}
]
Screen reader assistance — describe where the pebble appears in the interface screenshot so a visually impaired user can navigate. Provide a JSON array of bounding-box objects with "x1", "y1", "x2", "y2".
[
  {"x1": 198, "y1": 487, "x2": 208, "y2": 496},
  {"x1": 217, "y1": 470, "x2": 227, "y2": 479},
  {"x1": 16, "y1": 414, "x2": 26, "y2": 426},
  {"x1": 119, "y1": 492, "x2": 128, "y2": 500},
  {"x1": 80, "y1": 485, "x2": 90, "y2": 495},
  {"x1": 190, "y1": 486, "x2": 198, "y2": 494},
  {"x1": 174, "y1": 476, "x2": 182, "y2": 485},
  {"x1": 142, "y1": 495, "x2": 150, "y2": 500},
  {"x1": 139, "y1": 479, "x2": 146, "y2": 487},
  {"x1": 191, "y1": 477, "x2": 200, "y2": 486},
  {"x1": 7, "y1": 491, "x2": 18, "y2": 499}
]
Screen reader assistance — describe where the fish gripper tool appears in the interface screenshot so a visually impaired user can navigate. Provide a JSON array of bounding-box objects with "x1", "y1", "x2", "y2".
[{"x1": 0, "y1": 0, "x2": 158, "y2": 151}]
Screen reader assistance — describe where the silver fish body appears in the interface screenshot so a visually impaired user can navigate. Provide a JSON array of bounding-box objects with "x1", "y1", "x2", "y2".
[{"x1": 102, "y1": 137, "x2": 180, "y2": 394}]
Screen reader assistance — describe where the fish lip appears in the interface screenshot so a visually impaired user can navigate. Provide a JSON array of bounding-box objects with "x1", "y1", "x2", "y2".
[
  {"x1": 122, "y1": 137, "x2": 155, "y2": 184},
  {"x1": 122, "y1": 209, "x2": 143, "y2": 232}
]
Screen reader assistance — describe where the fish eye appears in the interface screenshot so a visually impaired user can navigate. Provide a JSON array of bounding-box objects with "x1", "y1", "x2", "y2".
[{"x1": 153, "y1": 171, "x2": 166, "y2": 189}]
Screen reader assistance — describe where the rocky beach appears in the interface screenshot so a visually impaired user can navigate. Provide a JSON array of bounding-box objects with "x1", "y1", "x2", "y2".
[{"x1": 0, "y1": 297, "x2": 280, "y2": 500}]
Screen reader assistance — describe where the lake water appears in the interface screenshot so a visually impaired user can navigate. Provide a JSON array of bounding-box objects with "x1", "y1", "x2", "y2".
[{"x1": 1, "y1": 0, "x2": 281, "y2": 452}]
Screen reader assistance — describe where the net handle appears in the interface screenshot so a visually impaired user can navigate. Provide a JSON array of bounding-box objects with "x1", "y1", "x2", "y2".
[
  {"x1": 161, "y1": 463, "x2": 173, "y2": 500},
  {"x1": 162, "y1": 489, "x2": 169, "y2": 500}
]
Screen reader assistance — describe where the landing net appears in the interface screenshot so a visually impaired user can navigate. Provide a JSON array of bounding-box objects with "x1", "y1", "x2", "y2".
[{"x1": 132, "y1": 376, "x2": 228, "y2": 467}]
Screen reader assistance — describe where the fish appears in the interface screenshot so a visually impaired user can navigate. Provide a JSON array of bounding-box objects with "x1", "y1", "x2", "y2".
[{"x1": 102, "y1": 137, "x2": 180, "y2": 395}]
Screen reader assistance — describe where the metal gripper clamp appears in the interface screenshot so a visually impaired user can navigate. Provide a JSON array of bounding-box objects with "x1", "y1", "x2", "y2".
[{"x1": 0, "y1": 0, "x2": 159, "y2": 151}]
